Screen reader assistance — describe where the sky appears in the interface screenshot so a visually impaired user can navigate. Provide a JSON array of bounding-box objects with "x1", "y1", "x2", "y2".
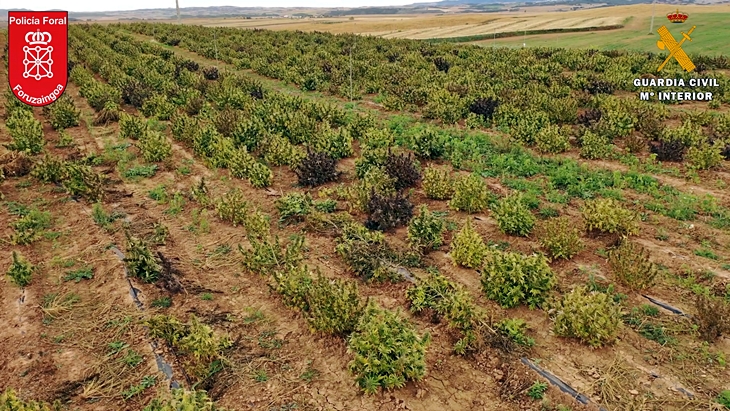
[{"x1": 1, "y1": 0, "x2": 420, "y2": 12}]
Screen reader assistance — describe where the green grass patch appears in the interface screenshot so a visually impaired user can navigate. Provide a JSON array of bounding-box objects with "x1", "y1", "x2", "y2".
[
  {"x1": 63, "y1": 267, "x2": 94, "y2": 283},
  {"x1": 694, "y1": 247, "x2": 719, "y2": 260},
  {"x1": 474, "y1": 13, "x2": 730, "y2": 55},
  {"x1": 121, "y1": 163, "x2": 158, "y2": 179}
]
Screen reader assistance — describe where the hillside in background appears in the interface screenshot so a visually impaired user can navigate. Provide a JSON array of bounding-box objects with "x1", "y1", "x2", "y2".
[
  {"x1": 2, "y1": 3, "x2": 728, "y2": 54},
  {"x1": 0, "y1": 7, "x2": 338, "y2": 21},
  {"x1": 4, "y1": 0, "x2": 727, "y2": 22}
]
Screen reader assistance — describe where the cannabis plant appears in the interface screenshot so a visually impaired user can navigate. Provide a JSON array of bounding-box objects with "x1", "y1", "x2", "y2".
[
  {"x1": 552, "y1": 286, "x2": 621, "y2": 347},
  {"x1": 7, "y1": 251, "x2": 34, "y2": 288},
  {"x1": 450, "y1": 219, "x2": 487, "y2": 268},
  {"x1": 347, "y1": 303, "x2": 431, "y2": 394}
]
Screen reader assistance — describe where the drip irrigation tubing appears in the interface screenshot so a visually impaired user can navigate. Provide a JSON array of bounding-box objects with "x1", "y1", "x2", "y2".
[
  {"x1": 70, "y1": 184, "x2": 182, "y2": 386},
  {"x1": 520, "y1": 358, "x2": 609, "y2": 411},
  {"x1": 641, "y1": 295, "x2": 691, "y2": 317},
  {"x1": 110, "y1": 245, "x2": 180, "y2": 389}
]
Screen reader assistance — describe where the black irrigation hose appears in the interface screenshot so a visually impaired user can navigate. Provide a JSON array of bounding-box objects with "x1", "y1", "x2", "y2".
[
  {"x1": 110, "y1": 246, "x2": 180, "y2": 389},
  {"x1": 520, "y1": 358, "x2": 609, "y2": 411},
  {"x1": 393, "y1": 266, "x2": 417, "y2": 283},
  {"x1": 641, "y1": 295, "x2": 691, "y2": 318},
  {"x1": 676, "y1": 387, "x2": 695, "y2": 399},
  {"x1": 522, "y1": 358, "x2": 697, "y2": 404},
  {"x1": 66, "y1": 153, "x2": 182, "y2": 388}
]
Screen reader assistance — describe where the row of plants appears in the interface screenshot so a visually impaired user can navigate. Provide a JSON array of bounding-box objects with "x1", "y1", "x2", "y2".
[
  {"x1": 184, "y1": 179, "x2": 433, "y2": 395},
  {"x1": 29, "y1": 23, "x2": 730, "y2": 318},
  {"x1": 381, "y1": 116, "x2": 730, "y2": 228},
  {"x1": 55, "y1": 24, "x2": 730, "y2": 405},
  {"x1": 67, "y1": 24, "x2": 730, "y2": 241},
  {"x1": 2, "y1": 62, "x2": 239, "y2": 409},
  {"x1": 68, "y1": 26, "x2": 276, "y2": 187},
  {"x1": 271, "y1": 261, "x2": 432, "y2": 394},
  {"x1": 114, "y1": 23, "x2": 730, "y2": 190},
  {"x1": 0, "y1": 387, "x2": 236, "y2": 411},
  {"x1": 68, "y1": 29, "x2": 407, "y2": 396},
  {"x1": 445, "y1": 195, "x2": 730, "y2": 347},
  {"x1": 68, "y1": 25, "x2": 377, "y2": 190},
  {"x1": 178, "y1": 171, "x2": 678, "y2": 396},
  {"x1": 331, "y1": 186, "x2": 730, "y2": 355},
  {"x1": 2, "y1": 63, "x2": 106, "y2": 286},
  {"x1": 269, "y1": 158, "x2": 671, "y2": 352},
  {"x1": 3, "y1": 89, "x2": 45, "y2": 155},
  {"x1": 123, "y1": 22, "x2": 730, "y2": 127},
  {"x1": 71, "y1": 25, "x2": 730, "y2": 235}
]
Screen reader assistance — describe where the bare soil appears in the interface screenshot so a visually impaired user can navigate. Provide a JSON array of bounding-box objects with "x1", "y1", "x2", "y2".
[{"x1": 1, "y1": 27, "x2": 729, "y2": 411}]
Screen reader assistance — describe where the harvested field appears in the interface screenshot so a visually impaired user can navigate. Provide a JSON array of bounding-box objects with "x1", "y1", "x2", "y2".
[{"x1": 160, "y1": 4, "x2": 730, "y2": 53}]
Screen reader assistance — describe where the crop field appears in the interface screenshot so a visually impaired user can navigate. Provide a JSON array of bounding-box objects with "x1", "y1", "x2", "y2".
[
  {"x1": 196, "y1": 12, "x2": 624, "y2": 40},
  {"x1": 1, "y1": 20, "x2": 730, "y2": 411},
  {"x1": 183, "y1": 5, "x2": 730, "y2": 54},
  {"x1": 473, "y1": 9, "x2": 730, "y2": 54}
]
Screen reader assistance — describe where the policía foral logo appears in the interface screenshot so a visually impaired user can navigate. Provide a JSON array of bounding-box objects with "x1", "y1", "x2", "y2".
[{"x1": 7, "y1": 11, "x2": 68, "y2": 107}]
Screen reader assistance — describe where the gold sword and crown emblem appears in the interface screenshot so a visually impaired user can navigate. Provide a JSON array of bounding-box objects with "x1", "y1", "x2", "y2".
[{"x1": 656, "y1": 24, "x2": 697, "y2": 72}]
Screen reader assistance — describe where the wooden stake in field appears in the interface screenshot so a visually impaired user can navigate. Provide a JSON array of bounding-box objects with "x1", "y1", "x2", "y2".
[
  {"x1": 349, "y1": 36, "x2": 355, "y2": 102},
  {"x1": 212, "y1": 28, "x2": 219, "y2": 66},
  {"x1": 176, "y1": 0, "x2": 180, "y2": 23},
  {"x1": 649, "y1": 0, "x2": 656, "y2": 34}
]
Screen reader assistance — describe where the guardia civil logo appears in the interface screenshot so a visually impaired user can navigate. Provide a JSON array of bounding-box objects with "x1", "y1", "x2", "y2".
[
  {"x1": 656, "y1": 9, "x2": 695, "y2": 72},
  {"x1": 7, "y1": 11, "x2": 68, "y2": 107}
]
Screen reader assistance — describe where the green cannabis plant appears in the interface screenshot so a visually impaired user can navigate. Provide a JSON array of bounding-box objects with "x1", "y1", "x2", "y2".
[
  {"x1": 450, "y1": 219, "x2": 487, "y2": 268},
  {"x1": 0, "y1": 389, "x2": 61, "y2": 411},
  {"x1": 409, "y1": 126, "x2": 445, "y2": 159},
  {"x1": 407, "y1": 206, "x2": 445, "y2": 251},
  {"x1": 579, "y1": 130, "x2": 613, "y2": 159},
  {"x1": 146, "y1": 314, "x2": 232, "y2": 379},
  {"x1": 492, "y1": 192, "x2": 536, "y2": 237},
  {"x1": 10, "y1": 208, "x2": 52, "y2": 245},
  {"x1": 7, "y1": 251, "x2": 34, "y2": 288},
  {"x1": 608, "y1": 240, "x2": 658, "y2": 290},
  {"x1": 137, "y1": 130, "x2": 172, "y2": 163},
  {"x1": 143, "y1": 389, "x2": 227, "y2": 411},
  {"x1": 535, "y1": 124, "x2": 571, "y2": 154},
  {"x1": 422, "y1": 166, "x2": 454, "y2": 200},
  {"x1": 480, "y1": 251, "x2": 555, "y2": 309},
  {"x1": 31, "y1": 155, "x2": 66, "y2": 184},
  {"x1": 42, "y1": 95, "x2": 80, "y2": 130},
  {"x1": 552, "y1": 286, "x2": 622, "y2": 348},
  {"x1": 5, "y1": 110, "x2": 45, "y2": 154},
  {"x1": 306, "y1": 272, "x2": 366, "y2": 336},
  {"x1": 118, "y1": 112, "x2": 148, "y2": 140},
  {"x1": 347, "y1": 303, "x2": 431, "y2": 394},
  {"x1": 538, "y1": 217, "x2": 584, "y2": 260},
  {"x1": 406, "y1": 270, "x2": 491, "y2": 354},
  {"x1": 449, "y1": 174, "x2": 491, "y2": 213},
  {"x1": 494, "y1": 318, "x2": 534, "y2": 347},
  {"x1": 276, "y1": 192, "x2": 313, "y2": 224},
  {"x1": 124, "y1": 233, "x2": 162, "y2": 283},
  {"x1": 582, "y1": 198, "x2": 639, "y2": 237}
]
